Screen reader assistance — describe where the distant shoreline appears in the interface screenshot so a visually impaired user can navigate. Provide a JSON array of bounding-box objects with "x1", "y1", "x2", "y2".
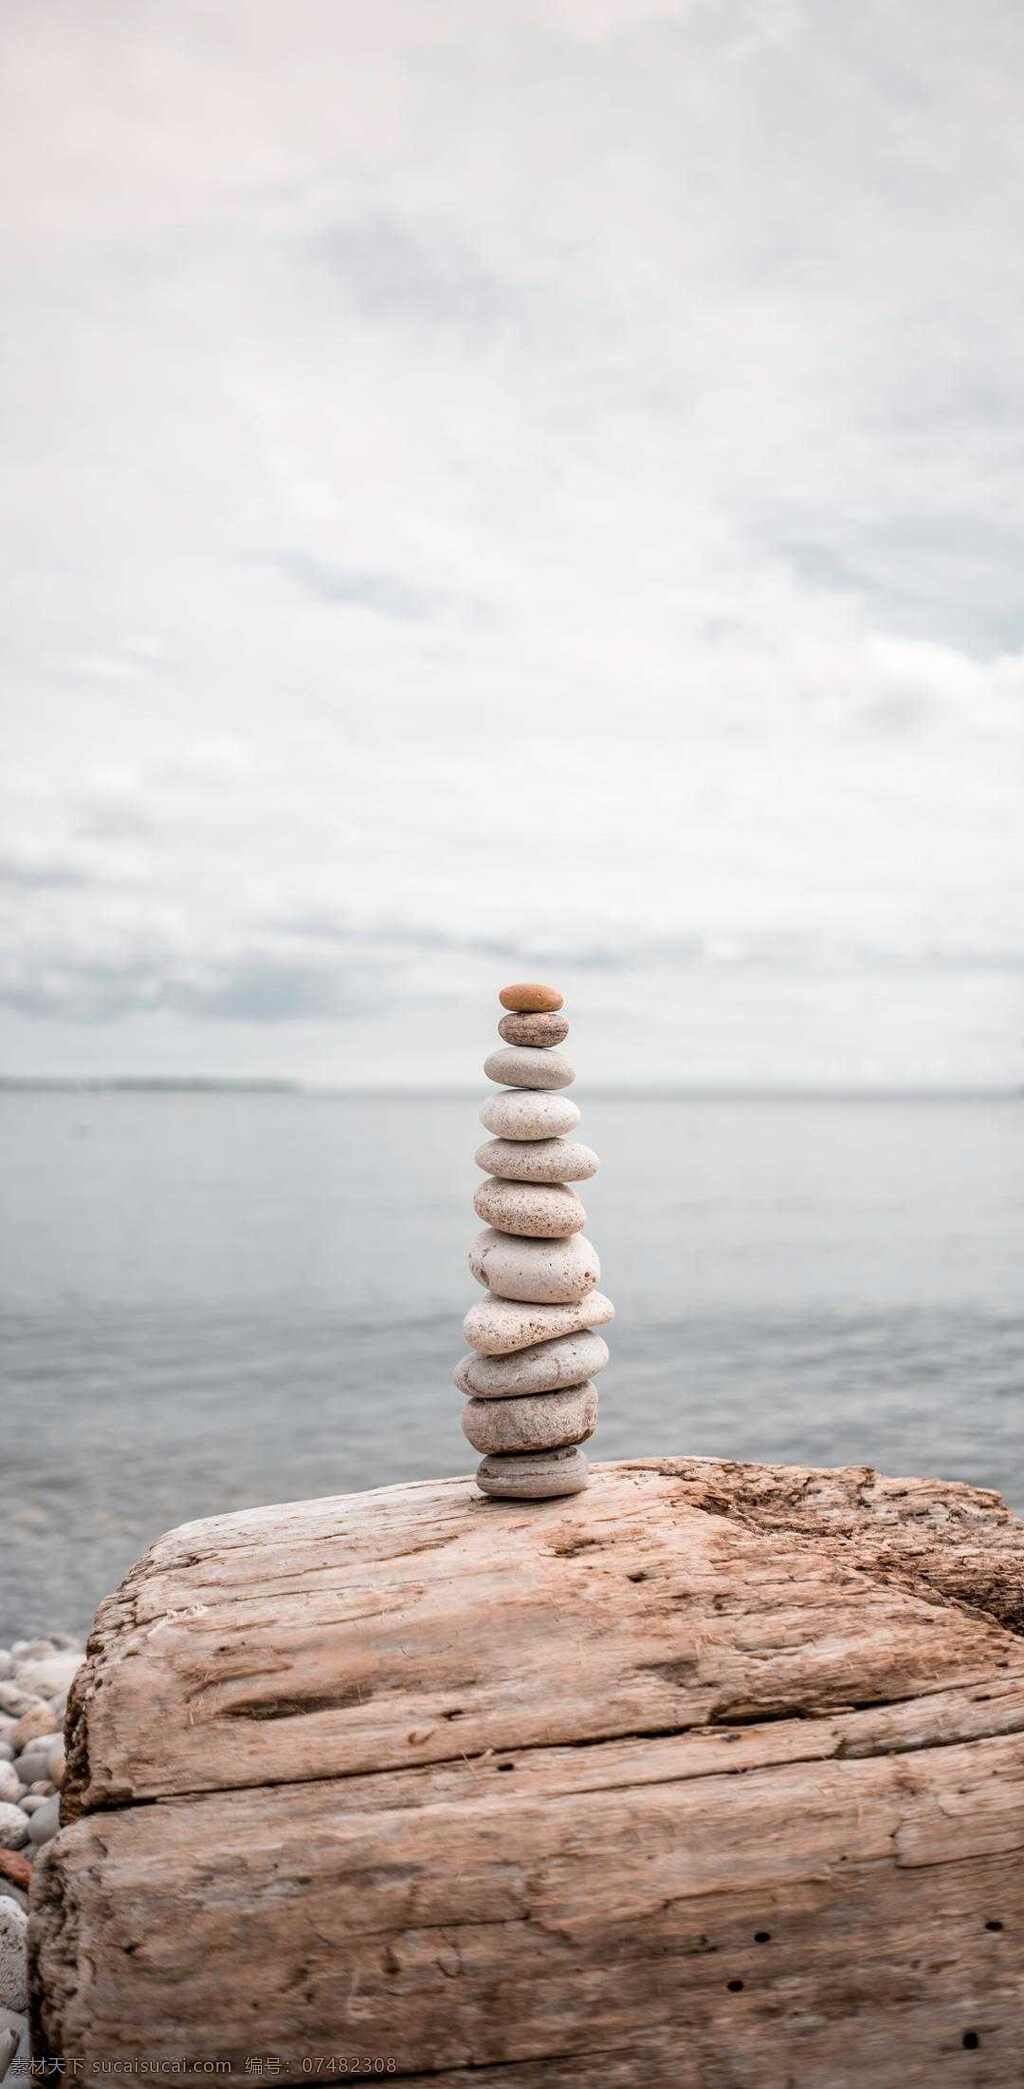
[{"x1": 0, "y1": 1078, "x2": 1018, "y2": 1102}]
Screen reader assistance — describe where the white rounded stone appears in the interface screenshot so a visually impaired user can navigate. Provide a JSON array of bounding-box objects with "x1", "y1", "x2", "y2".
[
  {"x1": 0, "y1": 1807, "x2": 28, "y2": 1853},
  {"x1": 475, "y1": 1137, "x2": 599, "y2": 1184},
  {"x1": 473, "y1": 1177, "x2": 586, "y2": 1239},
  {"x1": 475, "y1": 1446, "x2": 590, "y2": 1500},
  {"x1": 455, "y1": 1331, "x2": 609, "y2": 1399},
  {"x1": 480, "y1": 1090, "x2": 580, "y2": 1142},
  {"x1": 468, "y1": 1229, "x2": 600, "y2": 1304},
  {"x1": 462, "y1": 1380, "x2": 598, "y2": 1455},
  {"x1": 0, "y1": 1769, "x2": 18, "y2": 1808},
  {"x1": 483, "y1": 1045, "x2": 575, "y2": 1092},
  {"x1": 462, "y1": 1290, "x2": 615, "y2": 1356}
]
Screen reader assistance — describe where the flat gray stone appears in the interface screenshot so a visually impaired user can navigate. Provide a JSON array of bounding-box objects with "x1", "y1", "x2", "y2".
[
  {"x1": 27, "y1": 1795, "x2": 59, "y2": 1847},
  {"x1": 497, "y1": 1011, "x2": 570, "y2": 1047},
  {"x1": 463, "y1": 1380, "x2": 598, "y2": 1455},
  {"x1": 475, "y1": 1136, "x2": 599, "y2": 1184},
  {"x1": 456, "y1": 1330, "x2": 609, "y2": 1398},
  {"x1": 462, "y1": 1289, "x2": 615, "y2": 1356},
  {"x1": 472, "y1": 1176, "x2": 586, "y2": 1239},
  {"x1": 483, "y1": 1044, "x2": 575, "y2": 1092},
  {"x1": 480, "y1": 1090, "x2": 581, "y2": 1141},
  {"x1": 468, "y1": 1228, "x2": 600, "y2": 1305},
  {"x1": 475, "y1": 1445, "x2": 590, "y2": 1500}
]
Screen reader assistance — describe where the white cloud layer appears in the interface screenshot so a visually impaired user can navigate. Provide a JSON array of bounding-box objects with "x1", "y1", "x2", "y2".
[{"x1": 1, "y1": 0, "x2": 1022, "y2": 1084}]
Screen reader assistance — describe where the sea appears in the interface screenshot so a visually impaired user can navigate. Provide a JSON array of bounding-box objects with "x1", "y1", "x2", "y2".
[{"x1": 1, "y1": 1089, "x2": 1020, "y2": 1640}]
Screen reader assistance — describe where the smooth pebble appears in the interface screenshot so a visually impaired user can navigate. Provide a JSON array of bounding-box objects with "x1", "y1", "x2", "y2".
[
  {"x1": 27, "y1": 1796, "x2": 59, "y2": 1848},
  {"x1": 13, "y1": 1651, "x2": 80, "y2": 1701},
  {"x1": 498, "y1": 982, "x2": 563, "y2": 1012},
  {"x1": 0, "y1": 1775, "x2": 17, "y2": 1813},
  {"x1": 0, "y1": 1811, "x2": 27, "y2": 1856},
  {"x1": 480, "y1": 1090, "x2": 580, "y2": 1142},
  {"x1": 484, "y1": 1045, "x2": 574, "y2": 1092},
  {"x1": 463, "y1": 1380, "x2": 598, "y2": 1455},
  {"x1": 473, "y1": 1176, "x2": 586, "y2": 1239},
  {"x1": 10, "y1": 1704, "x2": 54, "y2": 1753},
  {"x1": 474, "y1": 1136, "x2": 598, "y2": 1184},
  {"x1": 455, "y1": 1330, "x2": 609, "y2": 1399},
  {"x1": 497, "y1": 1011, "x2": 569, "y2": 1047},
  {"x1": 462, "y1": 1289, "x2": 615, "y2": 1356},
  {"x1": 475, "y1": 1445, "x2": 590, "y2": 1500},
  {"x1": 468, "y1": 1229, "x2": 600, "y2": 1305}
]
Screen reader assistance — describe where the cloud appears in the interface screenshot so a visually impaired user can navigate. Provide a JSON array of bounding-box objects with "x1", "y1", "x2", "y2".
[
  {"x1": 316, "y1": 213, "x2": 513, "y2": 334},
  {"x1": 0, "y1": 854, "x2": 91, "y2": 891},
  {"x1": 1, "y1": 1, "x2": 1023, "y2": 1083},
  {"x1": 258, "y1": 551, "x2": 438, "y2": 619}
]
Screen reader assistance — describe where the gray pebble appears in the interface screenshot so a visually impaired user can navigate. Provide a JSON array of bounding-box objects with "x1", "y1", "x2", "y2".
[
  {"x1": 0, "y1": 1659, "x2": 10, "y2": 1684},
  {"x1": 0, "y1": 2010, "x2": 29, "y2": 2086},
  {"x1": 456, "y1": 1329, "x2": 609, "y2": 1399},
  {"x1": 0, "y1": 1772, "x2": 18, "y2": 1810},
  {"x1": 0, "y1": 1809, "x2": 28, "y2": 1854},
  {"x1": 480, "y1": 1089, "x2": 581, "y2": 1142},
  {"x1": 484, "y1": 1044, "x2": 574, "y2": 1092},
  {"x1": 468, "y1": 1228, "x2": 600, "y2": 1305},
  {"x1": 13, "y1": 1738, "x2": 57, "y2": 1787},
  {"x1": 0, "y1": 1902, "x2": 27, "y2": 2015},
  {"x1": 475, "y1": 1445, "x2": 590, "y2": 1500},
  {"x1": 463, "y1": 1288, "x2": 615, "y2": 1357},
  {"x1": 475, "y1": 1135, "x2": 599, "y2": 1184},
  {"x1": 14, "y1": 1650, "x2": 80, "y2": 1701},
  {"x1": 27, "y1": 1795, "x2": 60, "y2": 1847},
  {"x1": 0, "y1": 1748, "x2": 10, "y2": 1767},
  {"x1": 473, "y1": 1176, "x2": 586, "y2": 1240},
  {"x1": 463, "y1": 1380, "x2": 598, "y2": 1456}
]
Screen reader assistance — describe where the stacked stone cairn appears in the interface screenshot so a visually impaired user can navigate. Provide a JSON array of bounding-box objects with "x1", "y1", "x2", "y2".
[{"x1": 459, "y1": 981, "x2": 613, "y2": 1501}]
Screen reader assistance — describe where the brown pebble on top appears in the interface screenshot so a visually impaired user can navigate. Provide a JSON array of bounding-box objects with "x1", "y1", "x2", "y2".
[{"x1": 498, "y1": 981, "x2": 564, "y2": 1012}]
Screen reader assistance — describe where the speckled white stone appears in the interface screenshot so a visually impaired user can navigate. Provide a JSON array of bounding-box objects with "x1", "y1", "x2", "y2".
[
  {"x1": 475, "y1": 1445, "x2": 590, "y2": 1500},
  {"x1": 468, "y1": 1228, "x2": 600, "y2": 1304},
  {"x1": 475, "y1": 1137, "x2": 599, "y2": 1184},
  {"x1": 473, "y1": 1177, "x2": 586, "y2": 1239},
  {"x1": 480, "y1": 1092, "x2": 581, "y2": 1146},
  {"x1": 483, "y1": 1045, "x2": 575, "y2": 1092},
  {"x1": 462, "y1": 1289, "x2": 616, "y2": 1356},
  {"x1": 455, "y1": 1330, "x2": 609, "y2": 1398},
  {"x1": 462, "y1": 1379, "x2": 598, "y2": 1455}
]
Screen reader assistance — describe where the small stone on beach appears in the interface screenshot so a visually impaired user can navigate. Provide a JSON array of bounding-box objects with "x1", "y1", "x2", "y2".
[
  {"x1": 462, "y1": 1289, "x2": 615, "y2": 1356},
  {"x1": 498, "y1": 982, "x2": 564, "y2": 1012},
  {"x1": 480, "y1": 1090, "x2": 580, "y2": 1141},
  {"x1": 0, "y1": 1812, "x2": 27, "y2": 1856},
  {"x1": 475, "y1": 1136, "x2": 598, "y2": 1184},
  {"x1": 455, "y1": 1329, "x2": 609, "y2": 1398},
  {"x1": 475, "y1": 1444, "x2": 590, "y2": 1499},
  {"x1": 468, "y1": 1228, "x2": 600, "y2": 1305},
  {"x1": 484, "y1": 1045, "x2": 574, "y2": 1092},
  {"x1": 473, "y1": 1177, "x2": 586, "y2": 1239},
  {"x1": 462, "y1": 1380, "x2": 598, "y2": 1455},
  {"x1": 498, "y1": 1011, "x2": 569, "y2": 1047}
]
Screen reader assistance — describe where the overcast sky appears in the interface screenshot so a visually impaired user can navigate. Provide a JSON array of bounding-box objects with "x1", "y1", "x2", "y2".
[{"x1": 2, "y1": 0, "x2": 1022, "y2": 1087}]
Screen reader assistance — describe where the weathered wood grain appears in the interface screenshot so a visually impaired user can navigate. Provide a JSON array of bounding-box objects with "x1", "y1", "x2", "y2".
[{"x1": 33, "y1": 1457, "x2": 1024, "y2": 2084}]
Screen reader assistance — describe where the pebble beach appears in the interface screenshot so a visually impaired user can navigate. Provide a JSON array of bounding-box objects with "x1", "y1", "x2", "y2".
[{"x1": 0, "y1": 1635, "x2": 83, "y2": 2078}]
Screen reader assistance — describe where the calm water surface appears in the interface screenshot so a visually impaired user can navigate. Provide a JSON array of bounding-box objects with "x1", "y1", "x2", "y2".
[{"x1": 1, "y1": 1091, "x2": 1020, "y2": 1637}]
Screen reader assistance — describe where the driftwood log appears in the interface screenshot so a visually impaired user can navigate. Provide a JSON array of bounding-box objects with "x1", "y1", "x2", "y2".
[{"x1": 31, "y1": 1456, "x2": 1024, "y2": 2085}]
